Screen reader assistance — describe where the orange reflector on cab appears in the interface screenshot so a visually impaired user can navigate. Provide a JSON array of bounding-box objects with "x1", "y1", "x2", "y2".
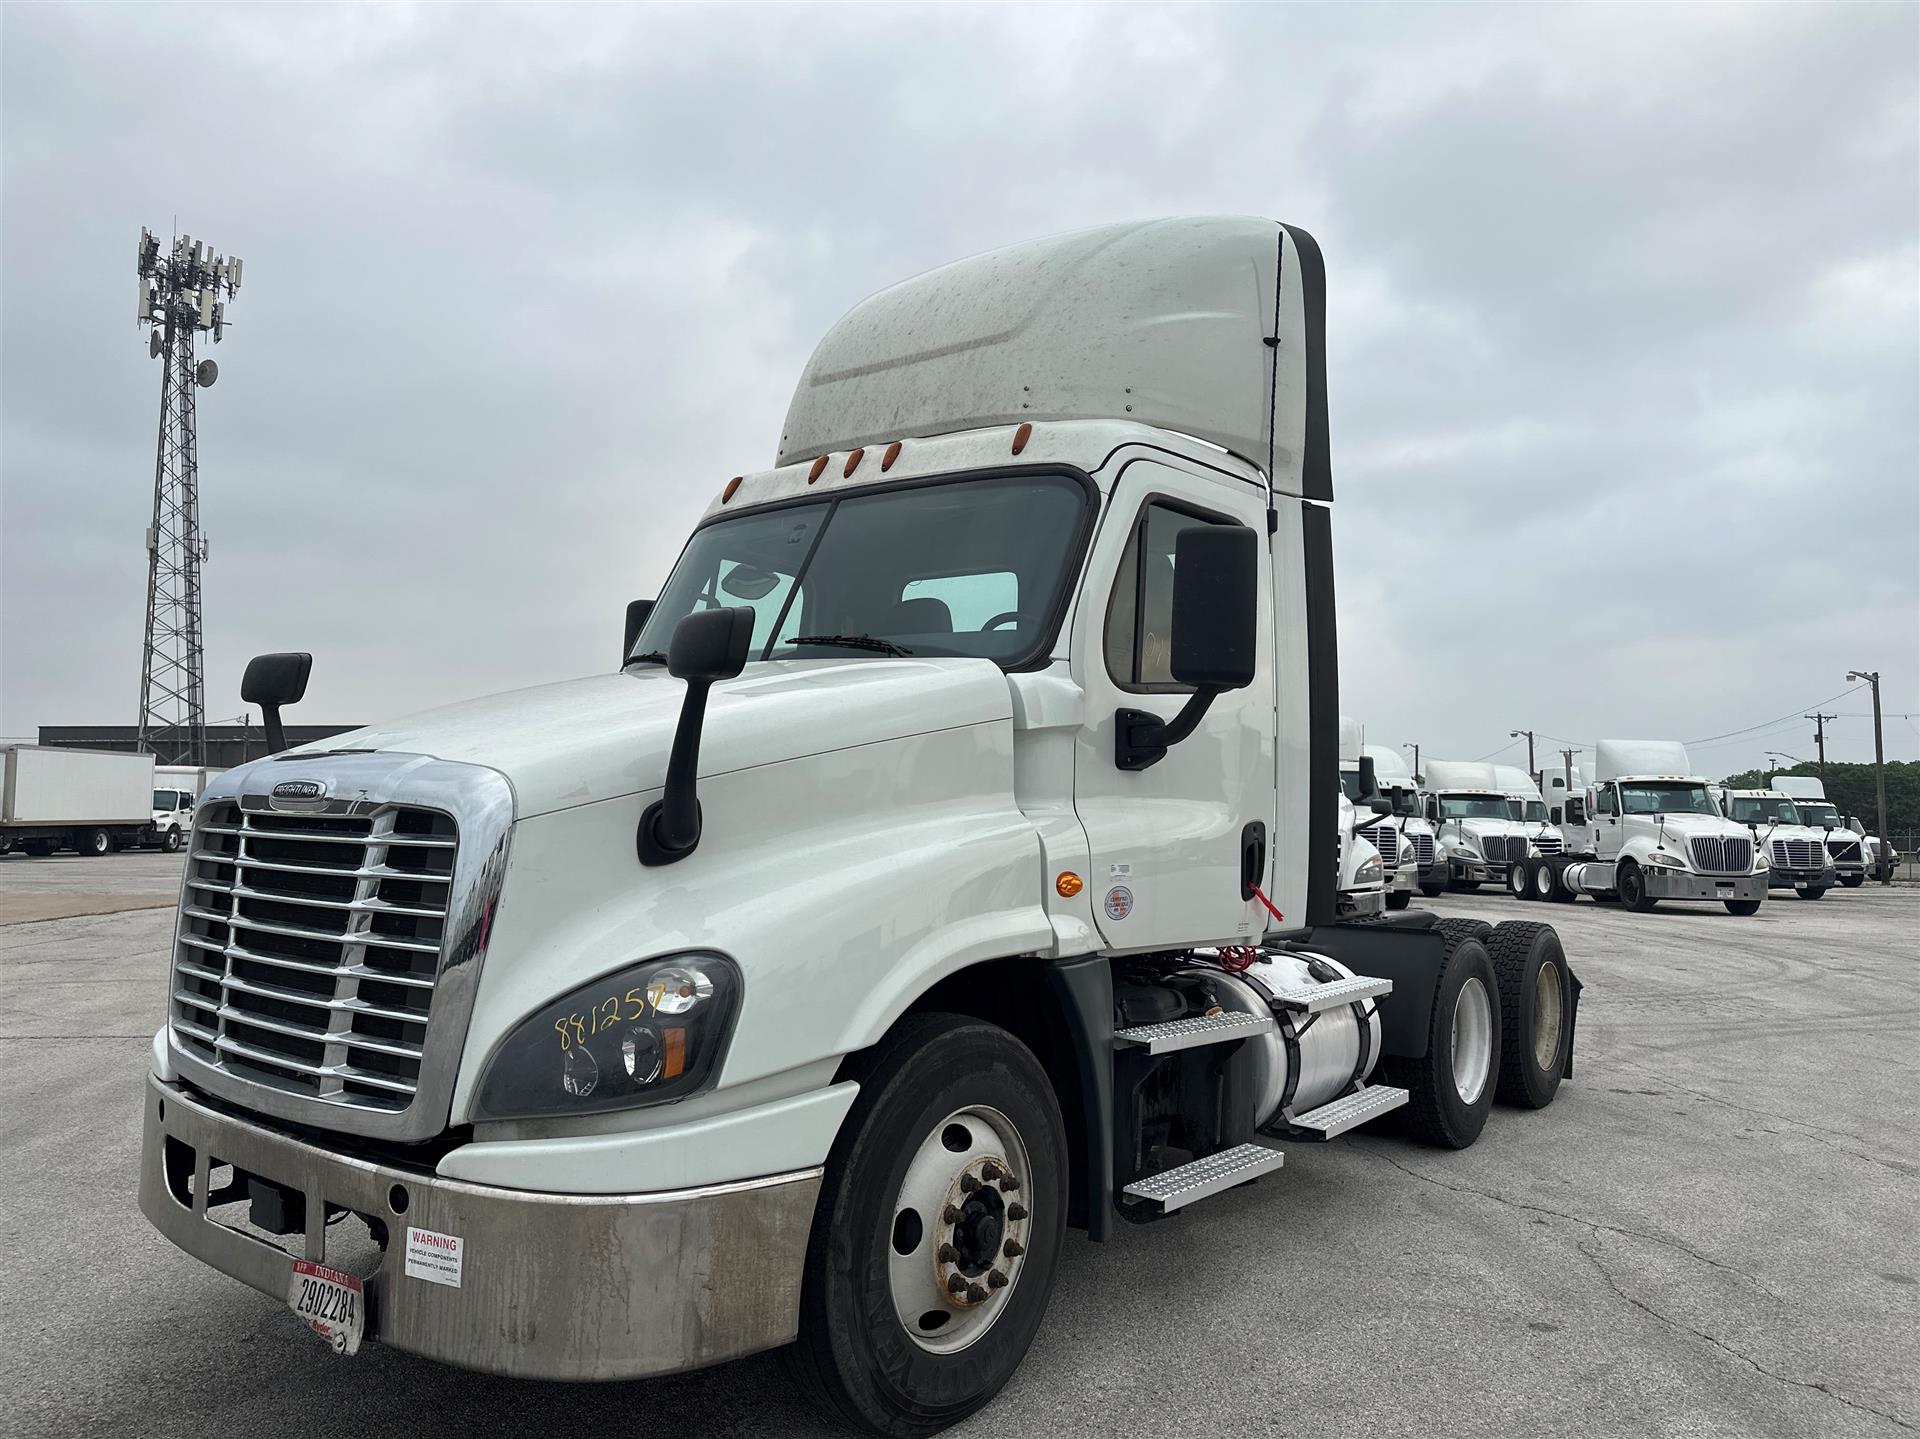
[
  {"x1": 662, "y1": 1027, "x2": 687, "y2": 1079},
  {"x1": 843, "y1": 447, "x2": 865, "y2": 477},
  {"x1": 721, "y1": 476, "x2": 743, "y2": 503},
  {"x1": 808, "y1": 455, "x2": 830, "y2": 484},
  {"x1": 881, "y1": 441, "x2": 902, "y2": 471},
  {"x1": 1055, "y1": 871, "x2": 1084, "y2": 898},
  {"x1": 1012, "y1": 422, "x2": 1032, "y2": 455}
]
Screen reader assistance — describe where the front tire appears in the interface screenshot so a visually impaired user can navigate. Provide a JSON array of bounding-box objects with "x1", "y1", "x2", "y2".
[
  {"x1": 1419, "y1": 880, "x2": 1447, "y2": 898},
  {"x1": 1382, "y1": 930, "x2": 1501, "y2": 1148},
  {"x1": 163, "y1": 826, "x2": 184, "y2": 853},
  {"x1": 1487, "y1": 922, "x2": 1572, "y2": 1109},
  {"x1": 1839, "y1": 873, "x2": 1864, "y2": 889},
  {"x1": 1386, "y1": 889, "x2": 1412, "y2": 911},
  {"x1": 1795, "y1": 886, "x2": 1828, "y2": 900},
  {"x1": 1617, "y1": 860, "x2": 1657, "y2": 912},
  {"x1": 1724, "y1": 899, "x2": 1762, "y2": 915},
  {"x1": 786, "y1": 1014, "x2": 1067, "y2": 1438}
]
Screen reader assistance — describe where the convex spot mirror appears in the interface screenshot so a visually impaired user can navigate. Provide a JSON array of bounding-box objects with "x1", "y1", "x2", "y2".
[
  {"x1": 624, "y1": 599, "x2": 654, "y2": 663},
  {"x1": 1168, "y1": 525, "x2": 1258, "y2": 690}
]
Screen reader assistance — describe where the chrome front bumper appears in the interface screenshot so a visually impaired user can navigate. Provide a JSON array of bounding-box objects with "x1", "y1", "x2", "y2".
[
  {"x1": 140, "y1": 1077, "x2": 821, "y2": 1380},
  {"x1": 1644, "y1": 869, "x2": 1769, "y2": 902},
  {"x1": 1769, "y1": 865, "x2": 1836, "y2": 889}
]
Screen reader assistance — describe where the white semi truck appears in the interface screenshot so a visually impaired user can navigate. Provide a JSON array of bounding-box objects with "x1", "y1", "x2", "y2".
[
  {"x1": 1769, "y1": 776, "x2": 1867, "y2": 887},
  {"x1": 1364, "y1": 742, "x2": 1443, "y2": 898},
  {"x1": 1528, "y1": 740, "x2": 1769, "y2": 914},
  {"x1": 1491, "y1": 763, "x2": 1564, "y2": 899},
  {"x1": 1720, "y1": 788, "x2": 1836, "y2": 899},
  {"x1": 1337, "y1": 718, "x2": 1410, "y2": 910},
  {"x1": 0, "y1": 745, "x2": 157, "y2": 856},
  {"x1": 1422, "y1": 757, "x2": 1543, "y2": 891},
  {"x1": 137, "y1": 218, "x2": 1584, "y2": 1436}
]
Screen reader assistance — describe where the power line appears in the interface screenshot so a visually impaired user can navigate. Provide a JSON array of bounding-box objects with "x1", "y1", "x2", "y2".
[
  {"x1": 1472, "y1": 738, "x2": 1523, "y2": 762},
  {"x1": 1685, "y1": 684, "x2": 1866, "y2": 748}
]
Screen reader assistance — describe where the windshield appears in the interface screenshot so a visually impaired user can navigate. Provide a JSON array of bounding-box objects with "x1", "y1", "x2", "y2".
[
  {"x1": 1619, "y1": 782, "x2": 1719, "y2": 816},
  {"x1": 1440, "y1": 793, "x2": 1510, "y2": 820},
  {"x1": 1729, "y1": 795, "x2": 1800, "y2": 824},
  {"x1": 1795, "y1": 802, "x2": 1839, "y2": 827},
  {"x1": 631, "y1": 474, "x2": 1090, "y2": 667},
  {"x1": 153, "y1": 790, "x2": 182, "y2": 810},
  {"x1": 1512, "y1": 799, "x2": 1549, "y2": 824}
]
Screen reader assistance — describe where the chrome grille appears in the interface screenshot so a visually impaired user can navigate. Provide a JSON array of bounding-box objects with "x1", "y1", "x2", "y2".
[
  {"x1": 1361, "y1": 824, "x2": 1398, "y2": 865},
  {"x1": 169, "y1": 799, "x2": 458, "y2": 1113},
  {"x1": 1412, "y1": 832, "x2": 1436, "y2": 867},
  {"x1": 1827, "y1": 839, "x2": 1861, "y2": 863},
  {"x1": 1480, "y1": 834, "x2": 1521, "y2": 864},
  {"x1": 1688, "y1": 836, "x2": 1752, "y2": 873},
  {"x1": 1771, "y1": 838, "x2": 1822, "y2": 869}
]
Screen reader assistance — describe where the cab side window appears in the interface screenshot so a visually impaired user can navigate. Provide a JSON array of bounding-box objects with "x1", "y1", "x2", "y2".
[{"x1": 1104, "y1": 501, "x2": 1223, "y2": 691}]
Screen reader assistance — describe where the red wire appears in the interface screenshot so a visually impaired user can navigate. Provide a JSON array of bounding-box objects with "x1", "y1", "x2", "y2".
[{"x1": 1249, "y1": 883, "x2": 1285, "y2": 925}]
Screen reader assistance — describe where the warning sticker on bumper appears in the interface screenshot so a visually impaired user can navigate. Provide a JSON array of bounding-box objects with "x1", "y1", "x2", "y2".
[{"x1": 404, "y1": 1225, "x2": 464, "y2": 1288}]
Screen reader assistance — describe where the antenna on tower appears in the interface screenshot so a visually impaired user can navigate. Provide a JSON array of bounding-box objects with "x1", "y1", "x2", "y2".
[{"x1": 134, "y1": 225, "x2": 245, "y2": 765}]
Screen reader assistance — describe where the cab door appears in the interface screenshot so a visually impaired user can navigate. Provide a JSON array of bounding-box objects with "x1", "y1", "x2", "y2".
[{"x1": 1070, "y1": 458, "x2": 1277, "y2": 950}]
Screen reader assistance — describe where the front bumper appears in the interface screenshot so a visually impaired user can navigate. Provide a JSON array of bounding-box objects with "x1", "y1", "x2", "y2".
[
  {"x1": 1769, "y1": 865, "x2": 1836, "y2": 890},
  {"x1": 1338, "y1": 886, "x2": 1386, "y2": 917},
  {"x1": 139, "y1": 1077, "x2": 821, "y2": 1380},
  {"x1": 1643, "y1": 868, "x2": 1770, "y2": 902},
  {"x1": 1448, "y1": 858, "x2": 1510, "y2": 883}
]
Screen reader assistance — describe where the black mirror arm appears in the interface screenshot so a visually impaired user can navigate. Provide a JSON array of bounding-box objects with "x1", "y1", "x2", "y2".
[
  {"x1": 1115, "y1": 688, "x2": 1219, "y2": 771},
  {"x1": 261, "y1": 704, "x2": 286, "y2": 756},
  {"x1": 640, "y1": 677, "x2": 716, "y2": 862}
]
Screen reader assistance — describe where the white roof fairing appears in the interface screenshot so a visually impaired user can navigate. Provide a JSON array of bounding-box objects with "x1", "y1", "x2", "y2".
[{"x1": 777, "y1": 217, "x2": 1326, "y2": 499}]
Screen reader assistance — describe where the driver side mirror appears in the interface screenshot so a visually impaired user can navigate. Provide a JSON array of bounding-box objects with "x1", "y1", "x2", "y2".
[
  {"x1": 241, "y1": 651, "x2": 312, "y2": 756},
  {"x1": 1115, "y1": 524, "x2": 1258, "y2": 771},
  {"x1": 623, "y1": 599, "x2": 654, "y2": 665}
]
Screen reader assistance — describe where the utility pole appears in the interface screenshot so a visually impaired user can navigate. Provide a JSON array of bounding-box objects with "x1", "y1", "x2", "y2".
[
  {"x1": 1402, "y1": 743, "x2": 1421, "y2": 786},
  {"x1": 1846, "y1": 671, "x2": 1890, "y2": 884},
  {"x1": 134, "y1": 227, "x2": 244, "y2": 765},
  {"x1": 1806, "y1": 712, "x2": 1834, "y2": 779},
  {"x1": 1510, "y1": 729, "x2": 1536, "y2": 780}
]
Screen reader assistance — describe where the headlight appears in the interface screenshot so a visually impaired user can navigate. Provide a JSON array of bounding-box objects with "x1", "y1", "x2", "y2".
[
  {"x1": 1753, "y1": 847, "x2": 1773, "y2": 872},
  {"x1": 472, "y1": 953, "x2": 740, "y2": 1121},
  {"x1": 1355, "y1": 856, "x2": 1384, "y2": 885},
  {"x1": 1447, "y1": 843, "x2": 1480, "y2": 860},
  {"x1": 1643, "y1": 850, "x2": 1688, "y2": 870}
]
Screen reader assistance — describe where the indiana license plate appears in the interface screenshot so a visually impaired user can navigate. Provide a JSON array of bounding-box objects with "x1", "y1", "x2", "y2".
[{"x1": 289, "y1": 1259, "x2": 363, "y2": 1355}]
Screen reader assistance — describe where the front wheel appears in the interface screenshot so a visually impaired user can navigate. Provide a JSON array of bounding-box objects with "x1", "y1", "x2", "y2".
[
  {"x1": 1419, "y1": 880, "x2": 1447, "y2": 898},
  {"x1": 1450, "y1": 880, "x2": 1482, "y2": 893},
  {"x1": 1386, "y1": 889, "x2": 1412, "y2": 911},
  {"x1": 1725, "y1": 899, "x2": 1762, "y2": 915},
  {"x1": 1617, "y1": 860, "x2": 1657, "y2": 912},
  {"x1": 163, "y1": 826, "x2": 184, "y2": 853},
  {"x1": 1839, "y1": 873, "x2": 1864, "y2": 889},
  {"x1": 1381, "y1": 930, "x2": 1501, "y2": 1148},
  {"x1": 786, "y1": 1014, "x2": 1067, "y2": 1438},
  {"x1": 1795, "y1": 886, "x2": 1828, "y2": 901}
]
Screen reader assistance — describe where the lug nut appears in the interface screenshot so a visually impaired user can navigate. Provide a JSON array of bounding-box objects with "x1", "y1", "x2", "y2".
[
  {"x1": 982, "y1": 1160, "x2": 1008, "y2": 1183},
  {"x1": 999, "y1": 1173, "x2": 1020, "y2": 1192},
  {"x1": 960, "y1": 1173, "x2": 981, "y2": 1194},
  {"x1": 937, "y1": 1244, "x2": 957, "y2": 1264},
  {"x1": 967, "y1": 1282, "x2": 989, "y2": 1302},
  {"x1": 1007, "y1": 1202, "x2": 1029, "y2": 1222},
  {"x1": 947, "y1": 1273, "x2": 969, "y2": 1296},
  {"x1": 1003, "y1": 1238, "x2": 1025, "y2": 1258},
  {"x1": 943, "y1": 1205, "x2": 963, "y2": 1224},
  {"x1": 987, "y1": 1268, "x2": 1009, "y2": 1289}
]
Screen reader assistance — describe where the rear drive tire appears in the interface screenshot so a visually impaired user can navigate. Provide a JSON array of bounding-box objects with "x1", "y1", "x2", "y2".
[
  {"x1": 1795, "y1": 886, "x2": 1828, "y2": 901},
  {"x1": 1486, "y1": 922, "x2": 1572, "y2": 1109},
  {"x1": 1386, "y1": 890, "x2": 1412, "y2": 911},
  {"x1": 786, "y1": 1014, "x2": 1067, "y2": 1438},
  {"x1": 1433, "y1": 917, "x2": 1494, "y2": 948},
  {"x1": 1724, "y1": 899, "x2": 1762, "y2": 915},
  {"x1": 1617, "y1": 860, "x2": 1657, "y2": 912},
  {"x1": 1381, "y1": 931, "x2": 1500, "y2": 1149},
  {"x1": 1508, "y1": 860, "x2": 1538, "y2": 900},
  {"x1": 78, "y1": 828, "x2": 111, "y2": 858},
  {"x1": 22, "y1": 839, "x2": 54, "y2": 857}
]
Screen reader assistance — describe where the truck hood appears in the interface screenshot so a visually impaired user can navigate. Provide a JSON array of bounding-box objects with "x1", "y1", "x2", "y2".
[
  {"x1": 1629, "y1": 812, "x2": 1751, "y2": 841},
  {"x1": 300, "y1": 658, "x2": 1014, "y2": 819}
]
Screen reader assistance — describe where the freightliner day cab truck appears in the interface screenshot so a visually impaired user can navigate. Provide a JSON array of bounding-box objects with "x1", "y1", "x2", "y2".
[
  {"x1": 1366, "y1": 743, "x2": 1444, "y2": 897},
  {"x1": 1337, "y1": 717, "x2": 1408, "y2": 910},
  {"x1": 138, "y1": 218, "x2": 1585, "y2": 1436},
  {"x1": 1526, "y1": 740, "x2": 1769, "y2": 913},
  {"x1": 1770, "y1": 776, "x2": 1868, "y2": 887},
  {"x1": 1719, "y1": 789, "x2": 1836, "y2": 899}
]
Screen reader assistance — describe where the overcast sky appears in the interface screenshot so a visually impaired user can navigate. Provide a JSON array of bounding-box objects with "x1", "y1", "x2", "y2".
[{"x1": 3, "y1": 3, "x2": 1915, "y2": 778}]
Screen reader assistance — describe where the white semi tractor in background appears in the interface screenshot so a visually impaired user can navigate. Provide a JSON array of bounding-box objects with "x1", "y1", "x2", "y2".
[
  {"x1": 1521, "y1": 740, "x2": 1770, "y2": 914},
  {"x1": 0, "y1": 745, "x2": 157, "y2": 856},
  {"x1": 137, "y1": 218, "x2": 1585, "y2": 1437},
  {"x1": 1718, "y1": 788, "x2": 1836, "y2": 899},
  {"x1": 1770, "y1": 776, "x2": 1868, "y2": 887},
  {"x1": 1337, "y1": 717, "x2": 1411, "y2": 910},
  {"x1": 1491, "y1": 763, "x2": 1563, "y2": 898},
  {"x1": 1422, "y1": 757, "x2": 1548, "y2": 891},
  {"x1": 1365, "y1": 742, "x2": 1444, "y2": 898}
]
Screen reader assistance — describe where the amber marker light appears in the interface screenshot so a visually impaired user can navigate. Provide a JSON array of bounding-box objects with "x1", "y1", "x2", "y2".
[
  {"x1": 843, "y1": 447, "x2": 865, "y2": 477},
  {"x1": 808, "y1": 455, "x2": 830, "y2": 483},
  {"x1": 881, "y1": 441, "x2": 902, "y2": 471},
  {"x1": 1012, "y1": 422, "x2": 1033, "y2": 455},
  {"x1": 721, "y1": 476, "x2": 743, "y2": 502},
  {"x1": 1055, "y1": 872, "x2": 1084, "y2": 898}
]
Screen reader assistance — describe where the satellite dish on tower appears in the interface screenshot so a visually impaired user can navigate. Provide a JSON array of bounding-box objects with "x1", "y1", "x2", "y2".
[
  {"x1": 149, "y1": 331, "x2": 163, "y2": 359},
  {"x1": 195, "y1": 359, "x2": 219, "y2": 388}
]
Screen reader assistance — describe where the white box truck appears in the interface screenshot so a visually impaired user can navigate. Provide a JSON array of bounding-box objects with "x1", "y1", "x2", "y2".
[
  {"x1": 1, "y1": 745, "x2": 157, "y2": 857},
  {"x1": 1769, "y1": 776, "x2": 1866, "y2": 887},
  {"x1": 1535, "y1": 740, "x2": 1769, "y2": 914},
  {"x1": 1719, "y1": 788, "x2": 1836, "y2": 899},
  {"x1": 138, "y1": 218, "x2": 1584, "y2": 1434}
]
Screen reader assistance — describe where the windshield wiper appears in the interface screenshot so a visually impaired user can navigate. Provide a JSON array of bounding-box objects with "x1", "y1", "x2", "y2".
[
  {"x1": 789, "y1": 633, "x2": 913, "y2": 656},
  {"x1": 628, "y1": 650, "x2": 667, "y2": 666}
]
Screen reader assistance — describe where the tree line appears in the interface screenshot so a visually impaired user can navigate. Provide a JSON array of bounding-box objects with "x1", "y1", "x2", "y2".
[{"x1": 1718, "y1": 760, "x2": 1918, "y2": 837}]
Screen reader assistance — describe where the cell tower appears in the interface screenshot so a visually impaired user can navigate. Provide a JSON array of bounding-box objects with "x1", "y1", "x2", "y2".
[{"x1": 134, "y1": 228, "x2": 243, "y2": 764}]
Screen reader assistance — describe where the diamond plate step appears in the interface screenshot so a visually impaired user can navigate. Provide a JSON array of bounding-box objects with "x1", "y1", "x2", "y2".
[
  {"x1": 1282, "y1": 1085, "x2": 1409, "y2": 1140},
  {"x1": 1266, "y1": 974, "x2": 1392, "y2": 1013},
  {"x1": 1114, "y1": 1011, "x2": 1276, "y2": 1055},
  {"x1": 1120, "y1": 1143, "x2": 1285, "y2": 1214}
]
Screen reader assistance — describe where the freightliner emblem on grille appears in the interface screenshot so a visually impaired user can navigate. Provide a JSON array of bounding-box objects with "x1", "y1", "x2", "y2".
[{"x1": 269, "y1": 779, "x2": 330, "y2": 810}]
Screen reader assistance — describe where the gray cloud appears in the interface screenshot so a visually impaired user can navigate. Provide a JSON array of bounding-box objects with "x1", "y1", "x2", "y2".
[{"x1": 3, "y1": 3, "x2": 1914, "y2": 775}]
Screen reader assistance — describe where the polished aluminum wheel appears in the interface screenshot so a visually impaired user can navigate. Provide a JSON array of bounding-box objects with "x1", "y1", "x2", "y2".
[
  {"x1": 1451, "y1": 976, "x2": 1493, "y2": 1104},
  {"x1": 1532, "y1": 959, "x2": 1564, "y2": 1072},
  {"x1": 886, "y1": 1104, "x2": 1033, "y2": 1355}
]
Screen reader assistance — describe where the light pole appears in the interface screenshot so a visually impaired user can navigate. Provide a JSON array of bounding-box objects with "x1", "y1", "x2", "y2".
[
  {"x1": 1846, "y1": 670, "x2": 1890, "y2": 884},
  {"x1": 1764, "y1": 751, "x2": 1804, "y2": 783},
  {"x1": 1510, "y1": 729, "x2": 1536, "y2": 779}
]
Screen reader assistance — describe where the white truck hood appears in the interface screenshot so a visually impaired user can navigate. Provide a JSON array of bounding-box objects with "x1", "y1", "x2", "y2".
[
  {"x1": 300, "y1": 658, "x2": 1014, "y2": 820},
  {"x1": 1634, "y1": 812, "x2": 1750, "y2": 842}
]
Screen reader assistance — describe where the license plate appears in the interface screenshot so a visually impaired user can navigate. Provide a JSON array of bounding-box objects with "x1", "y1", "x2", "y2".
[{"x1": 288, "y1": 1259, "x2": 363, "y2": 1355}]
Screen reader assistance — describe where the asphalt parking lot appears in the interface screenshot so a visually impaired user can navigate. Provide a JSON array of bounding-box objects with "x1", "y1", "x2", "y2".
[{"x1": 5, "y1": 852, "x2": 1915, "y2": 1438}]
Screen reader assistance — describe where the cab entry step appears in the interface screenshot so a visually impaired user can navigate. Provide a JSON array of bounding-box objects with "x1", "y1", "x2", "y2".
[
  {"x1": 1282, "y1": 1085, "x2": 1410, "y2": 1140},
  {"x1": 1120, "y1": 1143, "x2": 1286, "y2": 1214},
  {"x1": 1265, "y1": 974, "x2": 1392, "y2": 1013},
  {"x1": 1114, "y1": 1011, "x2": 1276, "y2": 1054}
]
